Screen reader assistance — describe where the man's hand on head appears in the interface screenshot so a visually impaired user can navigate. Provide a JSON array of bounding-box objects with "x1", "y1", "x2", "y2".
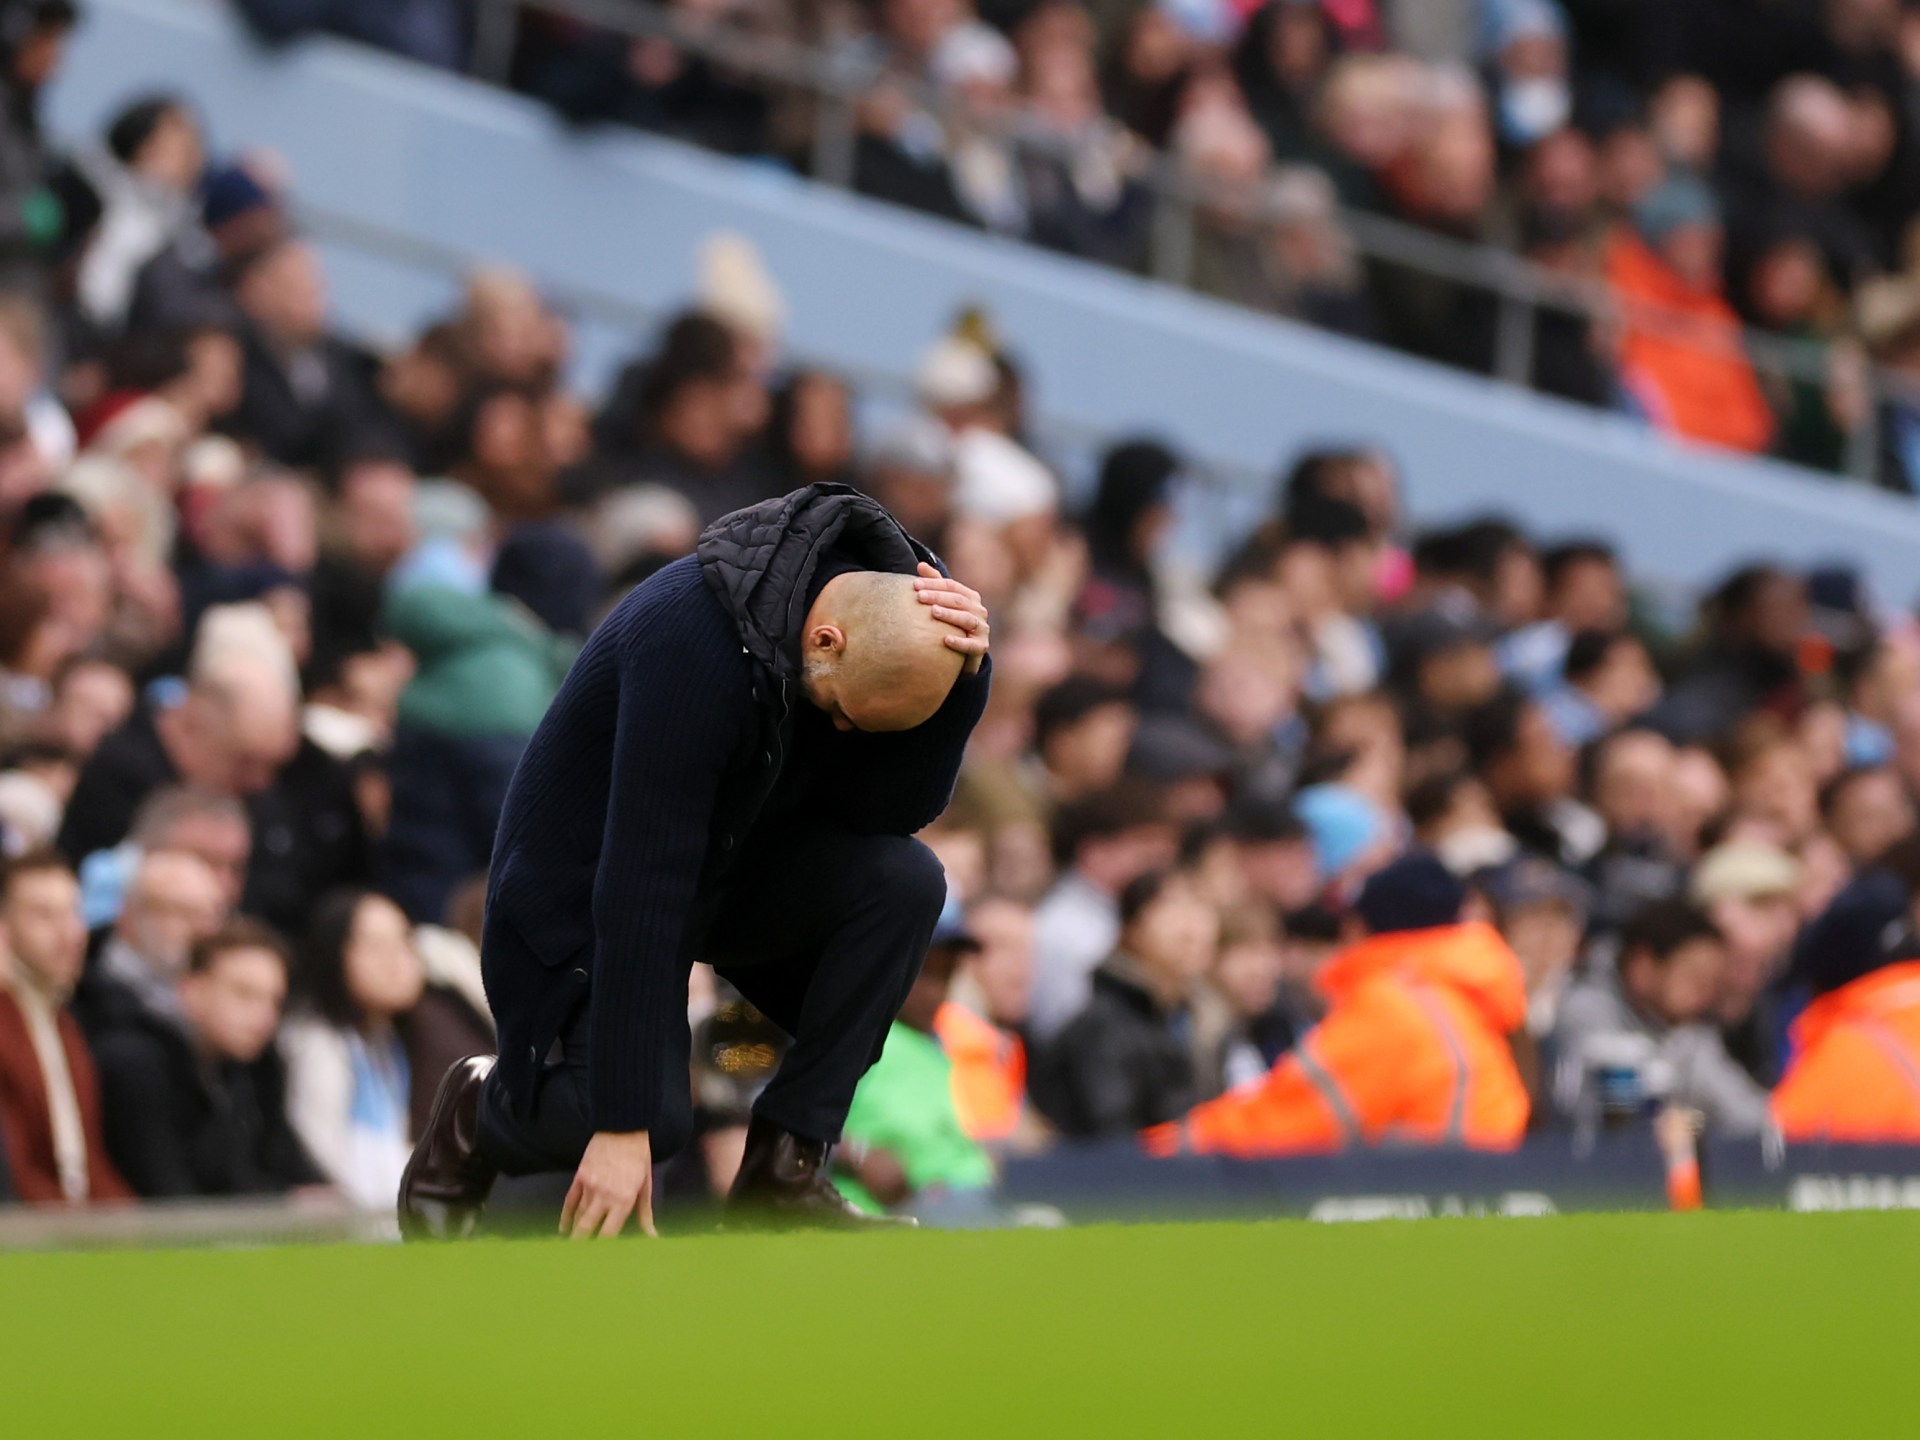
[
  {"x1": 560, "y1": 1130, "x2": 657, "y2": 1239},
  {"x1": 913, "y1": 562, "x2": 990, "y2": 675}
]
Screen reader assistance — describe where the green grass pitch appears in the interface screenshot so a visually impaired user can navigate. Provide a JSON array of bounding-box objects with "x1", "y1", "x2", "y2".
[{"x1": 3, "y1": 1212, "x2": 1907, "y2": 1436}]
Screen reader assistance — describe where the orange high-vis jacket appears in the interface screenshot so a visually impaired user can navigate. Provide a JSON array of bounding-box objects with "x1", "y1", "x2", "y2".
[
  {"x1": 1144, "y1": 922, "x2": 1530, "y2": 1158},
  {"x1": 1603, "y1": 230, "x2": 1775, "y2": 455},
  {"x1": 1772, "y1": 961, "x2": 1920, "y2": 1143},
  {"x1": 934, "y1": 1001, "x2": 1027, "y2": 1143}
]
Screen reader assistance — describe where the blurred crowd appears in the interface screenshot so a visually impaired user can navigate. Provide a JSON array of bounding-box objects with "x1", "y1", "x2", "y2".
[
  {"x1": 237, "y1": 0, "x2": 1920, "y2": 488},
  {"x1": 2, "y1": 0, "x2": 1920, "y2": 1226}
]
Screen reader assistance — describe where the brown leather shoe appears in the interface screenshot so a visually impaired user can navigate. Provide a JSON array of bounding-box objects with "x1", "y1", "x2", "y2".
[
  {"x1": 398, "y1": 1055, "x2": 499, "y2": 1241},
  {"x1": 726, "y1": 1115, "x2": 915, "y2": 1231}
]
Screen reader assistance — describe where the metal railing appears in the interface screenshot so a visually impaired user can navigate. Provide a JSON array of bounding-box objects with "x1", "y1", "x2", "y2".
[{"x1": 447, "y1": 0, "x2": 1895, "y2": 484}]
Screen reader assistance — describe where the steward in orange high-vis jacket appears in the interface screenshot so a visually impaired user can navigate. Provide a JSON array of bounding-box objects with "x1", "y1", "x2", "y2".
[
  {"x1": 1773, "y1": 868, "x2": 1920, "y2": 1142},
  {"x1": 1145, "y1": 851, "x2": 1529, "y2": 1158}
]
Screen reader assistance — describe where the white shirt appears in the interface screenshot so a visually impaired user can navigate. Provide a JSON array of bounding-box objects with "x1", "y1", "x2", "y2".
[{"x1": 1028, "y1": 872, "x2": 1119, "y2": 1042}]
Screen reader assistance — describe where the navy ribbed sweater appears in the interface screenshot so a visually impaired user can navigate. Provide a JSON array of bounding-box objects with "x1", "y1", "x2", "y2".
[{"x1": 481, "y1": 554, "x2": 987, "y2": 1133}]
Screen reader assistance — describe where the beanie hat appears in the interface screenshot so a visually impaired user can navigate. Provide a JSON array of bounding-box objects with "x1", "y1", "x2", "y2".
[{"x1": 1355, "y1": 849, "x2": 1466, "y2": 934}]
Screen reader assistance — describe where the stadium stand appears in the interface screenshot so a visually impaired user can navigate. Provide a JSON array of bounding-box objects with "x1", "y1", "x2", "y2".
[{"x1": 8, "y1": 0, "x2": 1920, "y2": 1238}]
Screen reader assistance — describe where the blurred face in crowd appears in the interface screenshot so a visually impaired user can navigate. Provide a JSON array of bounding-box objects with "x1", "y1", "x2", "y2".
[
  {"x1": 181, "y1": 944, "x2": 288, "y2": 1064},
  {"x1": 1625, "y1": 933, "x2": 1725, "y2": 1027},
  {"x1": 1493, "y1": 702, "x2": 1575, "y2": 807},
  {"x1": 1125, "y1": 874, "x2": 1220, "y2": 995},
  {"x1": 1079, "y1": 820, "x2": 1180, "y2": 895},
  {"x1": 784, "y1": 372, "x2": 854, "y2": 484},
  {"x1": 1044, "y1": 700, "x2": 1135, "y2": 797},
  {"x1": 1420, "y1": 639, "x2": 1501, "y2": 713},
  {"x1": 179, "y1": 328, "x2": 245, "y2": 424},
  {"x1": 1733, "y1": 742, "x2": 1819, "y2": 845},
  {"x1": 1551, "y1": 556, "x2": 1625, "y2": 632},
  {"x1": 1796, "y1": 831, "x2": 1851, "y2": 922},
  {"x1": 1235, "y1": 834, "x2": 1319, "y2": 913},
  {"x1": 1735, "y1": 572, "x2": 1809, "y2": 657},
  {"x1": 1661, "y1": 220, "x2": 1725, "y2": 293},
  {"x1": 922, "y1": 821, "x2": 986, "y2": 903},
  {"x1": 1318, "y1": 57, "x2": 1414, "y2": 170},
  {"x1": 900, "y1": 940, "x2": 962, "y2": 1034},
  {"x1": 1577, "y1": 635, "x2": 1660, "y2": 722},
  {"x1": 1197, "y1": 648, "x2": 1297, "y2": 748},
  {"x1": 1749, "y1": 239, "x2": 1828, "y2": 331},
  {"x1": 1669, "y1": 746, "x2": 1729, "y2": 857},
  {"x1": 118, "y1": 849, "x2": 225, "y2": 979},
  {"x1": 338, "y1": 459, "x2": 418, "y2": 574},
  {"x1": 1852, "y1": 638, "x2": 1920, "y2": 725},
  {"x1": 1503, "y1": 899, "x2": 1582, "y2": 1032},
  {"x1": 1708, "y1": 892, "x2": 1800, "y2": 1022},
  {"x1": 1597, "y1": 124, "x2": 1665, "y2": 211},
  {"x1": 153, "y1": 808, "x2": 251, "y2": 914},
  {"x1": 1213, "y1": 937, "x2": 1283, "y2": 1021},
  {"x1": 1826, "y1": 767, "x2": 1915, "y2": 864},
  {"x1": 1796, "y1": 700, "x2": 1849, "y2": 785},
  {"x1": 468, "y1": 391, "x2": 556, "y2": 519},
  {"x1": 463, "y1": 270, "x2": 560, "y2": 388},
  {"x1": 236, "y1": 241, "x2": 328, "y2": 348},
  {"x1": 965, "y1": 896, "x2": 1034, "y2": 1027},
  {"x1": 133, "y1": 105, "x2": 205, "y2": 192},
  {"x1": 11, "y1": 21, "x2": 73, "y2": 90},
  {"x1": 165, "y1": 670, "x2": 300, "y2": 797},
  {"x1": 42, "y1": 658, "x2": 133, "y2": 759},
  {"x1": 1649, "y1": 74, "x2": 1719, "y2": 172},
  {"x1": 0, "y1": 865, "x2": 86, "y2": 995},
  {"x1": 880, "y1": 0, "x2": 957, "y2": 64},
  {"x1": 1593, "y1": 730, "x2": 1678, "y2": 842},
  {"x1": 344, "y1": 895, "x2": 426, "y2": 1022}
]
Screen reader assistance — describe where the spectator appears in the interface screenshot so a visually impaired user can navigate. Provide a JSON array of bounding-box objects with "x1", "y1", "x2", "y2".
[
  {"x1": 0, "y1": 0, "x2": 79, "y2": 296},
  {"x1": 1028, "y1": 780, "x2": 1176, "y2": 1039},
  {"x1": 1148, "y1": 849, "x2": 1530, "y2": 1155},
  {"x1": 223, "y1": 237, "x2": 390, "y2": 472},
  {"x1": 1031, "y1": 867, "x2": 1223, "y2": 1137},
  {"x1": 0, "y1": 848, "x2": 133, "y2": 1203},
  {"x1": 1774, "y1": 856, "x2": 1920, "y2": 1141},
  {"x1": 1539, "y1": 628, "x2": 1660, "y2": 747},
  {"x1": 1604, "y1": 175, "x2": 1776, "y2": 454},
  {"x1": 1465, "y1": 686, "x2": 1599, "y2": 869},
  {"x1": 1552, "y1": 898, "x2": 1771, "y2": 1137},
  {"x1": 1692, "y1": 839, "x2": 1806, "y2": 1086},
  {"x1": 280, "y1": 889, "x2": 425, "y2": 1208},
  {"x1": 1820, "y1": 764, "x2": 1915, "y2": 866},
  {"x1": 936, "y1": 893, "x2": 1038, "y2": 1146},
  {"x1": 92, "y1": 918, "x2": 322, "y2": 1197},
  {"x1": 70, "y1": 846, "x2": 224, "y2": 1044},
  {"x1": 1648, "y1": 565, "x2": 1809, "y2": 745},
  {"x1": 58, "y1": 610, "x2": 366, "y2": 933},
  {"x1": 585, "y1": 311, "x2": 776, "y2": 522},
  {"x1": 72, "y1": 94, "x2": 205, "y2": 333},
  {"x1": 378, "y1": 533, "x2": 576, "y2": 924},
  {"x1": 839, "y1": 911, "x2": 998, "y2": 1221}
]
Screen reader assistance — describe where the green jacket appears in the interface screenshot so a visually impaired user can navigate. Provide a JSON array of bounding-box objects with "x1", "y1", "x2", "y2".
[
  {"x1": 383, "y1": 584, "x2": 577, "y2": 738},
  {"x1": 840, "y1": 1022, "x2": 996, "y2": 1213}
]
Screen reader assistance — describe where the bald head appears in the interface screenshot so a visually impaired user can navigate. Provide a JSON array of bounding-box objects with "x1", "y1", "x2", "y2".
[{"x1": 802, "y1": 570, "x2": 965, "y2": 731}]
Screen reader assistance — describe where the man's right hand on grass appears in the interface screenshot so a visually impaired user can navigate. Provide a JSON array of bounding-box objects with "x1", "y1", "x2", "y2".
[{"x1": 561, "y1": 1130, "x2": 656, "y2": 1238}]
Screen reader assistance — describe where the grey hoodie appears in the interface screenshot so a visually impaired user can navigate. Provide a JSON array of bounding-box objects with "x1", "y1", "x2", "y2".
[{"x1": 1551, "y1": 970, "x2": 1771, "y2": 1137}]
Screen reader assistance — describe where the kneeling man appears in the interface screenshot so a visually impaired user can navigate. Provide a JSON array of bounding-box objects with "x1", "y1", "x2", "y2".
[{"x1": 401, "y1": 485, "x2": 990, "y2": 1236}]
